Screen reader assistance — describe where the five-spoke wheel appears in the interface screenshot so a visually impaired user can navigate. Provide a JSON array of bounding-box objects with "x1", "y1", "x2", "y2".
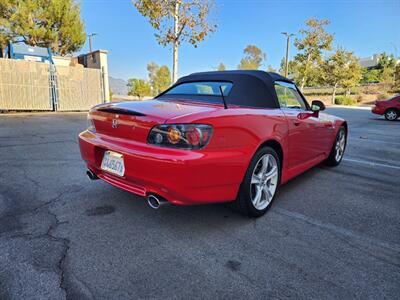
[
  {"x1": 234, "y1": 146, "x2": 280, "y2": 217},
  {"x1": 326, "y1": 126, "x2": 347, "y2": 166},
  {"x1": 250, "y1": 154, "x2": 279, "y2": 211},
  {"x1": 384, "y1": 109, "x2": 399, "y2": 121}
]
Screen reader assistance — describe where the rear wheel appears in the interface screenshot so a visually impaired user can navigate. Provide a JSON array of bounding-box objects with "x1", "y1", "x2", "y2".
[
  {"x1": 325, "y1": 126, "x2": 346, "y2": 166},
  {"x1": 233, "y1": 146, "x2": 280, "y2": 217},
  {"x1": 384, "y1": 109, "x2": 399, "y2": 121}
]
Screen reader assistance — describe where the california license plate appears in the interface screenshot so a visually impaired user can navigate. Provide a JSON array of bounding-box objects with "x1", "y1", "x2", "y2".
[{"x1": 101, "y1": 151, "x2": 125, "y2": 177}]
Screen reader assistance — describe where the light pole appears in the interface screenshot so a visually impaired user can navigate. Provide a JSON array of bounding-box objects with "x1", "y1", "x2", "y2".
[
  {"x1": 87, "y1": 33, "x2": 98, "y2": 53},
  {"x1": 281, "y1": 32, "x2": 295, "y2": 77}
]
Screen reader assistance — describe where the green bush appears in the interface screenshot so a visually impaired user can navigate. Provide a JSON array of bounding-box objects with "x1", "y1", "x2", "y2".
[
  {"x1": 376, "y1": 93, "x2": 390, "y2": 101},
  {"x1": 335, "y1": 96, "x2": 357, "y2": 106}
]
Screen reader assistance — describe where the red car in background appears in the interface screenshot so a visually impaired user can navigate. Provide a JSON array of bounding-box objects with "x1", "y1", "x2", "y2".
[
  {"x1": 79, "y1": 71, "x2": 347, "y2": 217},
  {"x1": 372, "y1": 95, "x2": 400, "y2": 121}
]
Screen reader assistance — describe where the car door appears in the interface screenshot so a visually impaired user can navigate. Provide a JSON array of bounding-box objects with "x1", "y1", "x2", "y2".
[{"x1": 274, "y1": 81, "x2": 325, "y2": 168}]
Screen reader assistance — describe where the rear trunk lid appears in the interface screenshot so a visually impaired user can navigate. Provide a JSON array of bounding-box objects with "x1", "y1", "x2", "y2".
[{"x1": 90, "y1": 99, "x2": 220, "y2": 143}]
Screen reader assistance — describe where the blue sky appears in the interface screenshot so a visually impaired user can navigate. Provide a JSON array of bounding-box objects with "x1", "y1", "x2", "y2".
[{"x1": 79, "y1": 0, "x2": 400, "y2": 80}]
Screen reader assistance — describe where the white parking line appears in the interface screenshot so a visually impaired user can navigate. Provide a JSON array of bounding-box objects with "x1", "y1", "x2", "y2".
[
  {"x1": 343, "y1": 158, "x2": 400, "y2": 170},
  {"x1": 274, "y1": 208, "x2": 400, "y2": 253},
  {"x1": 349, "y1": 137, "x2": 400, "y2": 146}
]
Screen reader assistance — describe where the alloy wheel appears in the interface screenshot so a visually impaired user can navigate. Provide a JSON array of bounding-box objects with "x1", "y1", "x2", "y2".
[
  {"x1": 335, "y1": 129, "x2": 346, "y2": 162},
  {"x1": 386, "y1": 110, "x2": 398, "y2": 121},
  {"x1": 250, "y1": 154, "x2": 279, "y2": 210}
]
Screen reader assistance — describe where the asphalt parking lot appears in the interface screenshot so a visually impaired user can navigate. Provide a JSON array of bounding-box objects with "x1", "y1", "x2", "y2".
[{"x1": 0, "y1": 107, "x2": 399, "y2": 299}]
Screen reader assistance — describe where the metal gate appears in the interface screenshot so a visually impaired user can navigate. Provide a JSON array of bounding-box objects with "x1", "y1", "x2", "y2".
[{"x1": 55, "y1": 65, "x2": 104, "y2": 111}]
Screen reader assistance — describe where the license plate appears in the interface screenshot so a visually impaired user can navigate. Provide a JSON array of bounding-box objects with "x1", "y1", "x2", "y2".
[{"x1": 101, "y1": 151, "x2": 125, "y2": 177}]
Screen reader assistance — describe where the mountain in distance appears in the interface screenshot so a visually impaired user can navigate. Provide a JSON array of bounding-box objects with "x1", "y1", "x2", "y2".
[{"x1": 109, "y1": 76, "x2": 128, "y2": 95}]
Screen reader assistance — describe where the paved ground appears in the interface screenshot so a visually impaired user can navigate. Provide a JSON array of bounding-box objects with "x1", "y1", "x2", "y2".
[{"x1": 0, "y1": 108, "x2": 399, "y2": 299}]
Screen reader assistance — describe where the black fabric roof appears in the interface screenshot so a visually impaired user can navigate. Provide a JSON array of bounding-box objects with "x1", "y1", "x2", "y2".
[{"x1": 157, "y1": 70, "x2": 295, "y2": 109}]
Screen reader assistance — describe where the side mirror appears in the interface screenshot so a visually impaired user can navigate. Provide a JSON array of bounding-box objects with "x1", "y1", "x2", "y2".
[{"x1": 311, "y1": 100, "x2": 326, "y2": 112}]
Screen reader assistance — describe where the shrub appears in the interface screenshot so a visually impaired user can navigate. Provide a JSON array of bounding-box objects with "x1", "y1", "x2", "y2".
[
  {"x1": 335, "y1": 96, "x2": 357, "y2": 106},
  {"x1": 376, "y1": 93, "x2": 390, "y2": 101},
  {"x1": 355, "y1": 93, "x2": 363, "y2": 103}
]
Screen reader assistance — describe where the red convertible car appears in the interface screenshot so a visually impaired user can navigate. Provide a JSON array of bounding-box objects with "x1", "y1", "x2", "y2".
[{"x1": 79, "y1": 71, "x2": 347, "y2": 217}]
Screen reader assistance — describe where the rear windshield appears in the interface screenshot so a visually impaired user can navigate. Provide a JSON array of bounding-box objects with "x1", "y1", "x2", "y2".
[{"x1": 163, "y1": 81, "x2": 233, "y2": 98}]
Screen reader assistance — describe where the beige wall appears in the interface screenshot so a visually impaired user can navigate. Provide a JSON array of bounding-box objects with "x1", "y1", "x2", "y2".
[
  {"x1": 0, "y1": 58, "x2": 105, "y2": 111},
  {"x1": 0, "y1": 59, "x2": 52, "y2": 110}
]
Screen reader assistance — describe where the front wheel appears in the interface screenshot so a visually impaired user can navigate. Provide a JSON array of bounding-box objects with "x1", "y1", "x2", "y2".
[
  {"x1": 325, "y1": 126, "x2": 347, "y2": 166},
  {"x1": 384, "y1": 109, "x2": 399, "y2": 121},
  {"x1": 233, "y1": 146, "x2": 280, "y2": 217}
]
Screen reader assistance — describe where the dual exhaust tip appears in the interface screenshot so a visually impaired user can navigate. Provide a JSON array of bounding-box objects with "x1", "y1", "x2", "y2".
[{"x1": 86, "y1": 169, "x2": 169, "y2": 210}]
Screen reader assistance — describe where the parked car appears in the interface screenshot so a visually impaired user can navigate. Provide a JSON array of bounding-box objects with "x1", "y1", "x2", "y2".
[
  {"x1": 79, "y1": 71, "x2": 347, "y2": 217},
  {"x1": 372, "y1": 95, "x2": 400, "y2": 121}
]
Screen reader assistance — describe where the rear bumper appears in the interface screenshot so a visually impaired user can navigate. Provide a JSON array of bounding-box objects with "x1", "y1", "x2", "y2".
[
  {"x1": 79, "y1": 131, "x2": 248, "y2": 205},
  {"x1": 371, "y1": 106, "x2": 384, "y2": 115}
]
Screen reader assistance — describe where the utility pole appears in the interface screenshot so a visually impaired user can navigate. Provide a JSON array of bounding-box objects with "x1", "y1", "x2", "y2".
[
  {"x1": 281, "y1": 32, "x2": 295, "y2": 77},
  {"x1": 87, "y1": 33, "x2": 98, "y2": 53}
]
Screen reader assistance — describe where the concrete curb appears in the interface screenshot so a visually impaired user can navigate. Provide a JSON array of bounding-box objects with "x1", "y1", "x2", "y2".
[{"x1": 327, "y1": 105, "x2": 372, "y2": 110}]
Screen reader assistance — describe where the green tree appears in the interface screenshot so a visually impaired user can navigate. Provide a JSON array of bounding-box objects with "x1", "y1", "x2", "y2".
[
  {"x1": 146, "y1": 62, "x2": 172, "y2": 95},
  {"x1": 134, "y1": 0, "x2": 217, "y2": 83},
  {"x1": 4, "y1": 0, "x2": 85, "y2": 55},
  {"x1": 376, "y1": 52, "x2": 396, "y2": 84},
  {"x1": 322, "y1": 47, "x2": 362, "y2": 104},
  {"x1": 238, "y1": 45, "x2": 265, "y2": 70},
  {"x1": 361, "y1": 68, "x2": 380, "y2": 83},
  {"x1": 294, "y1": 18, "x2": 333, "y2": 90},
  {"x1": 44, "y1": 0, "x2": 86, "y2": 55},
  {"x1": 147, "y1": 61, "x2": 160, "y2": 94},
  {"x1": 281, "y1": 57, "x2": 321, "y2": 87},
  {"x1": 128, "y1": 78, "x2": 151, "y2": 100},
  {"x1": 394, "y1": 64, "x2": 400, "y2": 90},
  {"x1": 216, "y1": 62, "x2": 226, "y2": 71},
  {"x1": 0, "y1": 0, "x2": 16, "y2": 56},
  {"x1": 267, "y1": 65, "x2": 276, "y2": 73},
  {"x1": 155, "y1": 65, "x2": 172, "y2": 94}
]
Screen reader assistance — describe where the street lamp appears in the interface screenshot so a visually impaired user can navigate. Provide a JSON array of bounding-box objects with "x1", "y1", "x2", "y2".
[
  {"x1": 87, "y1": 33, "x2": 98, "y2": 53},
  {"x1": 281, "y1": 32, "x2": 295, "y2": 77}
]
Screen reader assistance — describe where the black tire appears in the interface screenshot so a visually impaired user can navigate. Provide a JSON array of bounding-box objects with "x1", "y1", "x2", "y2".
[
  {"x1": 325, "y1": 126, "x2": 347, "y2": 166},
  {"x1": 384, "y1": 108, "x2": 399, "y2": 121},
  {"x1": 232, "y1": 146, "x2": 281, "y2": 217}
]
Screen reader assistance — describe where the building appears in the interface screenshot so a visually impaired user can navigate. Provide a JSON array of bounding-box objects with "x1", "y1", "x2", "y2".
[
  {"x1": 77, "y1": 50, "x2": 110, "y2": 102},
  {"x1": 359, "y1": 54, "x2": 381, "y2": 69},
  {"x1": 5, "y1": 42, "x2": 52, "y2": 63}
]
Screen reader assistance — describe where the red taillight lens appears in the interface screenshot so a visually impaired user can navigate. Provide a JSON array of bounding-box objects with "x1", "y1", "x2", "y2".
[
  {"x1": 148, "y1": 124, "x2": 213, "y2": 149},
  {"x1": 185, "y1": 126, "x2": 201, "y2": 146}
]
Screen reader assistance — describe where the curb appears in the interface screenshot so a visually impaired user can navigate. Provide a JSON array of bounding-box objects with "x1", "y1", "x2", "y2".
[{"x1": 327, "y1": 105, "x2": 372, "y2": 110}]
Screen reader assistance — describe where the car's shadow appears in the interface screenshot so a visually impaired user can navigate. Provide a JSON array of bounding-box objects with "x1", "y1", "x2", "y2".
[
  {"x1": 90, "y1": 164, "x2": 323, "y2": 232},
  {"x1": 369, "y1": 117, "x2": 400, "y2": 122}
]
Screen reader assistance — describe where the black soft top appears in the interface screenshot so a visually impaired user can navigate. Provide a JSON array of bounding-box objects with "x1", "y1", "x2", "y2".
[{"x1": 157, "y1": 70, "x2": 295, "y2": 109}]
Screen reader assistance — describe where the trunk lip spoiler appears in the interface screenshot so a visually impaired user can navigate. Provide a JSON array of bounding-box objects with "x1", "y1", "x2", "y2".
[{"x1": 95, "y1": 106, "x2": 146, "y2": 116}]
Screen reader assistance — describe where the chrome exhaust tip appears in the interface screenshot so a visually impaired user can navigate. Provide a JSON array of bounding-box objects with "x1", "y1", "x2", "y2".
[
  {"x1": 86, "y1": 169, "x2": 99, "y2": 180},
  {"x1": 147, "y1": 194, "x2": 169, "y2": 209}
]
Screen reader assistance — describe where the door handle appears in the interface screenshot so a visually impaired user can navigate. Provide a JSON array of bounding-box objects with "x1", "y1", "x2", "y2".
[{"x1": 294, "y1": 121, "x2": 300, "y2": 126}]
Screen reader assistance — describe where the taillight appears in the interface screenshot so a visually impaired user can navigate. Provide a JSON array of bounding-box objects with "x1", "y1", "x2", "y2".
[
  {"x1": 148, "y1": 124, "x2": 213, "y2": 149},
  {"x1": 87, "y1": 114, "x2": 96, "y2": 132}
]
